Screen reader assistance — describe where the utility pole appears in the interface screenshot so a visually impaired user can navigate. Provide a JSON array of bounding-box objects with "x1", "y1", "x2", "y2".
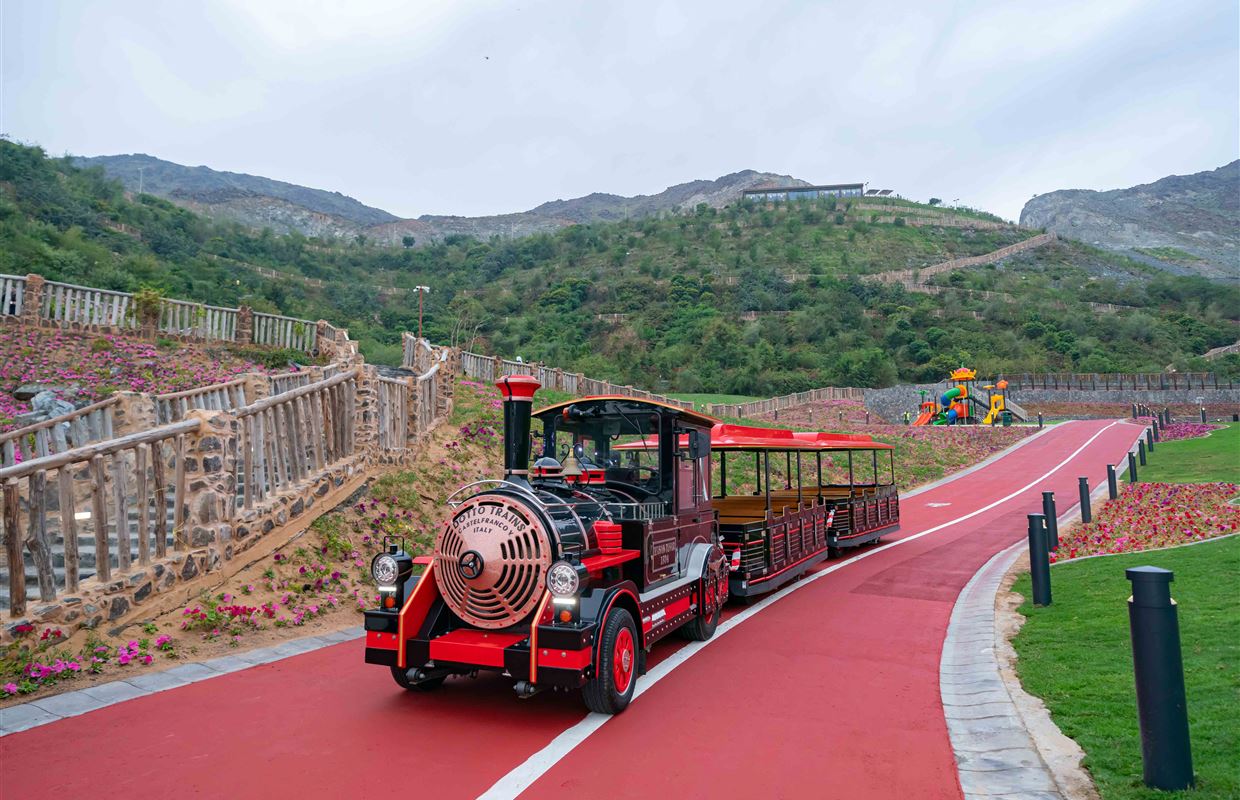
[
  {"x1": 137, "y1": 166, "x2": 145, "y2": 195},
  {"x1": 414, "y1": 285, "x2": 430, "y2": 341}
]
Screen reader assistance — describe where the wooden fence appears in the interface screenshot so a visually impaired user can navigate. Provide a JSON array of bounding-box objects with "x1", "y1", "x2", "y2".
[
  {"x1": 707, "y1": 386, "x2": 865, "y2": 419},
  {"x1": 1006, "y1": 372, "x2": 1233, "y2": 391},
  {"x1": 154, "y1": 380, "x2": 249, "y2": 424},
  {"x1": 159, "y1": 299, "x2": 237, "y2": 342},
  {"x1": 235, "y1": 369, "x2": 357, "y2": 511},
  {"x1": 41, "y1": 279, "x2": 134, "y2": 328},
  {"x1": 1, "y1": 275, "x2": 26, "y2": 316},
  {"x1": 1, "y1": 418, "x2": 196, "y2": 615},
  {"x1": 253, "y1": 312, "x2": 317, "y2": 352},
  {"x1": 0, "y1": 396, "x2": 120, "y2": 468},
  {"x1": 0, "y1": 273, "x2": 319, "y2": 354},
  {"x1": 416, "y1": 358, "x2": 442, "y2": 433},
  {"x1": 378, "y1": 377, "x2": 411, "y2": 452},
  {"x1": 269, "y1": 370, "x2": 314, "y2": 396}
]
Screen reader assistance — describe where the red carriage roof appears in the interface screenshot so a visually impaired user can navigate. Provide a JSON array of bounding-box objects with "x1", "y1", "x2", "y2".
[{"x1": 613, "y1": 424, "x2": 892, "y2": 451}]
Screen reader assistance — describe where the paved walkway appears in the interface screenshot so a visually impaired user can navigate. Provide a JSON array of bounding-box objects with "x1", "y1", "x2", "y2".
[{"x1": 0, "y1": 420, "x2": 1146, "y2": 799}]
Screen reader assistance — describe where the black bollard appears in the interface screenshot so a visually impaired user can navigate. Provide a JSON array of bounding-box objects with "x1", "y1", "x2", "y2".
[
  {"x1": 1138, "y1": 439, "x2": 1147, "y2": 466},
  {"x1": 1199, "y1": 407, "x2": 1206, "y2": 424},
  {"x1": 1128, "y1": 451, "x2": 1138, "y2": 483},
  {"x1": 1126, "y1": 567, "x2": 1194, "y2": 790},
  {"x1": 1233, "y1": 413, "x2": 1239, "y2": 422},
  {"x1": 1131, "y1": 402, "x2": 1138, "y2": 419},
  {"x1": 1107, "y1": 464, "x2": 1118, "y2": 499},
  {"x1": 1037, "y1": 412, "x2": 1043, "y2": 429},
  {"x1": 1146, "y1": 427, "x2": 1154, "y2": 452},
  {"x1": 1152, "y1": 419, "x2": 1160, "y2": 442},
  {"x1": 1027, "y1": 514, "x2": 1051, "y2": 606},
  {"x1": 865, "y1": 411, "x2": 870, "y2": 424},
  {"x1": 1078, "y1": 477, "x2": 1092, "y2": 523},
  {"x1": 1041, "y1": 491, "x2": 1059, "y2": 549}
]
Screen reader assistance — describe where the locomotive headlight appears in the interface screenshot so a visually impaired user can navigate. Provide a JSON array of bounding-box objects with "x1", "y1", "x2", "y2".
[
  {"x1": 546, "y1": 561, "x2": 581, "y2": 597},
  {"x1": 371, "y1": 554, "x2": 400, "y2": 587}
]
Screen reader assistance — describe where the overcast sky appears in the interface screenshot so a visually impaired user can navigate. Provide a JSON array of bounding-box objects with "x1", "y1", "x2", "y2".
[{"x1": 3, "y1": 0, "x2": 1237, "y2": 221}]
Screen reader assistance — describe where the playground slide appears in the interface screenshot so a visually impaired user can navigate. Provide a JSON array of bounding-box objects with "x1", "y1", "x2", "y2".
[
  {"x1": 912, "y1": 410, "x2": 935, "y2": 426},
  {"x1": 940, "y1": 387, "x2": 963, "y2": 424}
]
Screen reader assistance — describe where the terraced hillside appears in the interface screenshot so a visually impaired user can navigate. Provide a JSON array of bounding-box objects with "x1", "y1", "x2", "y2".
[{"x1": 4, "y1": 140, "x2": 1237, "y2": 394}]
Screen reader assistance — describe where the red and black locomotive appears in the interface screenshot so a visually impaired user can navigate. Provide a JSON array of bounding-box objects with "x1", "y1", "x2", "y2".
[{"x1": 363, "y1": 375, "x2": 898, "y2": 714}]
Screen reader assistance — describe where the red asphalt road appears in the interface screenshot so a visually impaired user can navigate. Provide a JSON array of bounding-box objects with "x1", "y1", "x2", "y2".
[{"x1": 2, "y1": 420, "x2": 1145, "y2": 800}]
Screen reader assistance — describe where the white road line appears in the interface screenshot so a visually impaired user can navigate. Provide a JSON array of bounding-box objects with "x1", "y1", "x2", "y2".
[{"x1": 477, "y1": 420, "x2": 1124, "y2": 800}]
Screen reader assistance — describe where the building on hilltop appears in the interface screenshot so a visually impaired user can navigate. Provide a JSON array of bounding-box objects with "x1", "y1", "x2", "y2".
[{"x1": 741, "y1": 183, "x2": 864, "y2": 203}]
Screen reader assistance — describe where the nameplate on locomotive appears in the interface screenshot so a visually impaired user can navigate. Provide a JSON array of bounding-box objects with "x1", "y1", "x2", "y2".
[{"x1": 452, "y1": 502, "x2": 531, "y2": 539}]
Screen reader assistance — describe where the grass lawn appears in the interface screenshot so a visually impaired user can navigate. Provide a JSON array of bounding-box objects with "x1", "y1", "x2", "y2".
[
  {"x1": 665, "y1": 393, "x2": 761, "y2": 411},
  {"x1": 1012, "y1": 537, "x2": 1239, "y2": 799},
  {"x1": 1140, "y1": 423, "x2": 1239, "y2": 483}
]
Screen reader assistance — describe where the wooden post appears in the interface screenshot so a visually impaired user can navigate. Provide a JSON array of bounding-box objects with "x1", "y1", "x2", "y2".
[
  {"x1": 152, "y1": 442, "x2": 168, "y2": 558},
  {"x1": 27, "y1": 470, "x2": 56, "y2": 600},
  {"x1": 90, "y1": 455, "x2": 110, "y2": 582},
  {"x1": 172, "y1": 434, "x2": 187, "y2": 550},
  {"x1": 112, "y1": 454, "x2": 130, "y2": 572},
  {"x1": 135, "y1": 445, "x2": 150, "y2": 566},
  {"x1": 58, "y1": 468, "x2": 79, "y2": 592},
  {"x1": 4, "y1": 481, "x2": 25, "y2": 615}
]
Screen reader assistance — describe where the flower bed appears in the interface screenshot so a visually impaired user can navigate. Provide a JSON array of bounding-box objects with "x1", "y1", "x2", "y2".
[
  {"x1": 1159, "y1": 422, "x2": 1223, "y2": 441},
  {"x1": 1053, "y1": 482, "x2": 1239, "y2": 562},
  {"x1": 0, "y1": 327, "x2": 271, "y2": 430},
  {"x1": 0, "y1": 380, "x2": 507, "y2": 704}
]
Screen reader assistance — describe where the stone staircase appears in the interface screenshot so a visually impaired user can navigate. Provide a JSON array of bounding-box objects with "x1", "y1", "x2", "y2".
[{"x1": 4, "y1": 497, "x2": 179, "y2": 611}]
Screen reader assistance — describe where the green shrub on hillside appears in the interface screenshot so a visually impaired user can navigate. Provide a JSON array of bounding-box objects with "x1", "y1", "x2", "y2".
[{"x1": 1, "y1": 139, "x2": 1236, "y2": 391}]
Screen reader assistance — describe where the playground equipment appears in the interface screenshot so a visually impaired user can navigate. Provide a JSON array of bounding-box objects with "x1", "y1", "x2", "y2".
[
  {"x1": 981, "y1": 379, "x2": 1010, "y2": 425},
  {"x1": 913, "y1": 368, "x2": 1024, "y2": 426}
]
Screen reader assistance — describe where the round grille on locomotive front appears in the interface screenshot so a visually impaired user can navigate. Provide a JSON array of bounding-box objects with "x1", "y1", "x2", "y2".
[{"x1": 434, "y1": 494, "x2": 552, "y2": 629}]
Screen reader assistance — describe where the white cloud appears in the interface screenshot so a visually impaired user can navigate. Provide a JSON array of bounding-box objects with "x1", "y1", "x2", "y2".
[{"x1": 2, "y1": 0, "x2": 1236, "y2": 221}]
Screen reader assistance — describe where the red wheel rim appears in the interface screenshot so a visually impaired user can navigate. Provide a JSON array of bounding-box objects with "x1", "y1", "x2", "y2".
[{"x1": 612, "y1": 627, "x2": 634, "y2": 693}]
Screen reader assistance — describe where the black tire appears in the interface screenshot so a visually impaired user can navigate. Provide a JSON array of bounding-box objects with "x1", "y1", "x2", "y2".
[
  {"x1": 679, "y1": 563, "x2": 724, "y2": 641},
  {"x1": 582, "y1": 608, "x2": 638, "y2": 714},
  {"x1": 390, "y1": 666, "x2": 446, "y2": 692},
  {"x1": 679, "y1": 601, "x2": 720, "y2": 641}
]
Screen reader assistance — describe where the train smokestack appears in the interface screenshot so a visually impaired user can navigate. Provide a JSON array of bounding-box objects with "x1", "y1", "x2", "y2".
[{"x1": 496, "y1": 374, "x2": 540, "y2": 482}]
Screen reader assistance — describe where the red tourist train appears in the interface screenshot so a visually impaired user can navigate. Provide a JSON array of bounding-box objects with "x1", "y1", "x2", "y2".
[{"x1": 363, "y1": 376, "x2": 900, "y2": 713}]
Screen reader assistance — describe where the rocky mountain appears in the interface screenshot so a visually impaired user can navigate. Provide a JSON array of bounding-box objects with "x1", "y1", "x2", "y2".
[
  {"x1": 74, "y1": 154, "x2": 399, "y2": 230},
  {"x1": 1020, "y1": 161, "x2": 1239, "y2": 280},
  {"x1": 76, "y1": 154, "x2": 809, "y2": 244}
]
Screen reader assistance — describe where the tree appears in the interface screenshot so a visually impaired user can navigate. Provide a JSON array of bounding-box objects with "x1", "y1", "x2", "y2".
[
  {"x1": 928, "y1": 198, "x2": 942, "y2": 206},
  {"x1": 402, "y1": 235, "x2": 416, "y2": 248}
]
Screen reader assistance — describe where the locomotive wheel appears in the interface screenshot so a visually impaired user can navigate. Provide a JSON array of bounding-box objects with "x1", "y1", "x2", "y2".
[
  {"x1": 390, "y1": 666, "x2": 446, "y2": 692},
  {"x1": 679, "y1": 564, "x2": 724, "y2": 641},
  {"x1": 582, "y1": 608, "x2": 638, "y2": 714}
]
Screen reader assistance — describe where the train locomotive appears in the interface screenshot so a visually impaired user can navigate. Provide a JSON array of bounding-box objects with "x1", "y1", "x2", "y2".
[{"x1": 363, "y1": 375, "x2": 899, "y2": 714}]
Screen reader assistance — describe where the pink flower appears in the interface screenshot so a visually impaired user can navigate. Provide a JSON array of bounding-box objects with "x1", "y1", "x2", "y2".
[
  {"x1": 141, "y1": 655, "x2": 153, "y2": 665},
  {"x1": 2, "y1": 682, "x2": 17, "y2": 695}
]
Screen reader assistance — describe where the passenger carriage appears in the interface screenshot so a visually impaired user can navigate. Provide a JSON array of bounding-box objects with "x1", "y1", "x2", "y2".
[
  {"x1": 363, "y1": 377, "x2": 900, "y2": 713},
  {"x1": 620, "y1": 425, "x2": 900, "y2": 599}
]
